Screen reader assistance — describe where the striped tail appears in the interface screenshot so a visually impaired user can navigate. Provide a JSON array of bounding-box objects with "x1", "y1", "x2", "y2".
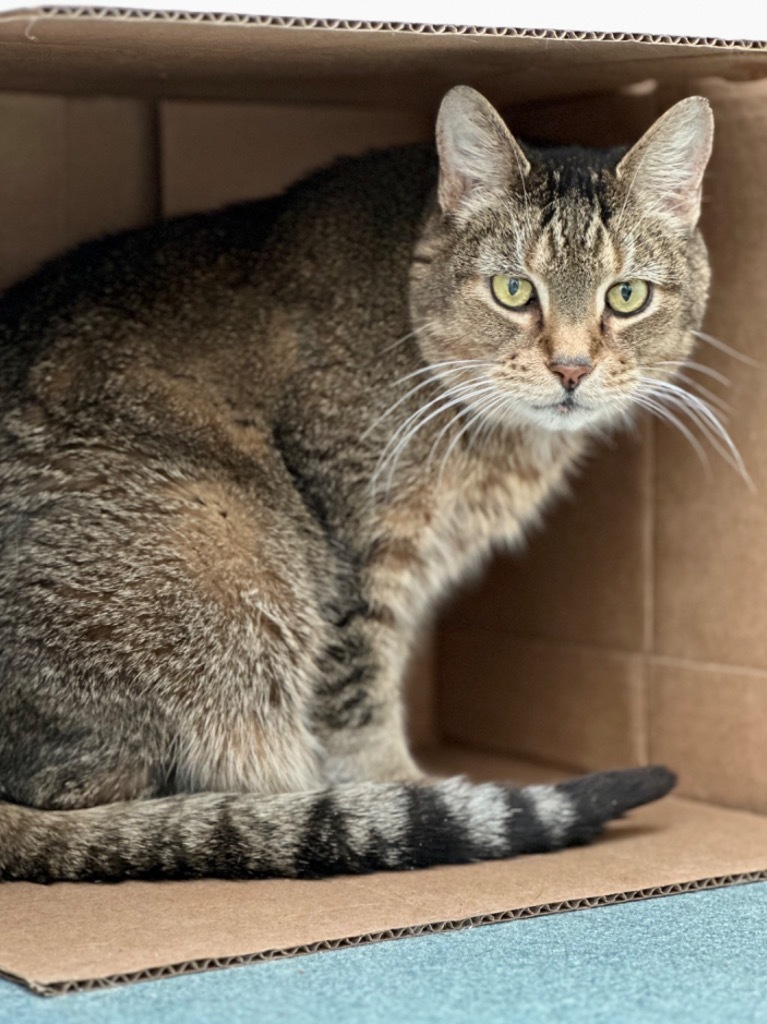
[{"x1": 0, "y1": 766, "x2": 675, "y2": 883}]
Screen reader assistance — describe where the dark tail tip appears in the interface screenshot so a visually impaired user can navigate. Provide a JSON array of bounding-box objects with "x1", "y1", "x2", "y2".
[{"x1": 558, "y1": 765, "x2": 677, "y2": 839}]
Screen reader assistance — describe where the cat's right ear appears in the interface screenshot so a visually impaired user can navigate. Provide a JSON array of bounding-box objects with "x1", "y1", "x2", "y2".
[
  {"x1": 615, "y1": 97, "x2": 714, "y2": 232},
  {"x1": 436, "y1": 85, "x2": 530, "y2": 217}
]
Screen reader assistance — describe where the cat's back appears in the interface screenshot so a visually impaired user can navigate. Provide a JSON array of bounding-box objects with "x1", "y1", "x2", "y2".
[
  {"x1": 0, "y1": 141, "x2": 436, "y2": 382},
  {"x1": 0, "y1": 139, "x2": 437, "y2": 474},
  {"x1": 0, "y1": 195, "x2": 282, "y2": 391}
]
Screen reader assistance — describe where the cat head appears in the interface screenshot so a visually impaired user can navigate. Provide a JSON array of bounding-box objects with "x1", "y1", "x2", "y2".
[{"x1": 409, "y1": 85, "x2": 714, "y2": 434}]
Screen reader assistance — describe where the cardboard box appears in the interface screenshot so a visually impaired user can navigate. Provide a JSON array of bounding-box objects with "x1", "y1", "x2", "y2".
[{"x1": 2, "y1": 4, "x2": 767, "y2": 996}]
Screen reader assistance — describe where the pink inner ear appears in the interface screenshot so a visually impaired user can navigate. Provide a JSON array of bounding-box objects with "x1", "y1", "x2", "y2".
[
  {"x1": 436, "y1": 88, "x2": 529, "y2": 217},
  {"x1": 616, "y1": 98, "x2": 713, "y2": 229},
  {"x1": 666, "y1": 183, "x2": 704, "y2": 220},
  {"x1": 436, "y1": 139, "x2": 480, "y2": 214}
]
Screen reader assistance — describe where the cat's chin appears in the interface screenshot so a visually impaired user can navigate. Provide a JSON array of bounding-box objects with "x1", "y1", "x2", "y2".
[{"x1": 521, "y1": 400, "x2": 616, "y2": 434}]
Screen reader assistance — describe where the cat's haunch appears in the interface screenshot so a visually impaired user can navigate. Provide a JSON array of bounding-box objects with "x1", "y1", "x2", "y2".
[{"x1": 0, "y1": 86, "x2": 712, "y2": 882}]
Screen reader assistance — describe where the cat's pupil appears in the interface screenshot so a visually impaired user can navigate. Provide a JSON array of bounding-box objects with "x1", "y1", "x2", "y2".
[
  {"x1": 620, "y1": 283, "x2": 632, "y2": 303},
  {"x1": 508, "y1": 279, "x2": 520, "y2": 296}
]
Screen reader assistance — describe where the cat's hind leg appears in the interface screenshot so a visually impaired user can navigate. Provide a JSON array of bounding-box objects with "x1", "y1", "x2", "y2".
[{"x1": 0, "y1": 455, "x2": 331, "y2": 809}]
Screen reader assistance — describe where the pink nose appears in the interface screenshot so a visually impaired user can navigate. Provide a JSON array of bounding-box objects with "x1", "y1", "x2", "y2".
[{"x1": 549, "y1": 363, "x2": 592, "y2": 391}]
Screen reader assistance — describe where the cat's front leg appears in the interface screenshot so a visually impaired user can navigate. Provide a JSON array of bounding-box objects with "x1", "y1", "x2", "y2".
[
  {"x1": 320, "y1": 707, "x2": 424, "y2": 785},
  {"x1": 313, "y1": 611, "x2": 425, "y2": 785}
]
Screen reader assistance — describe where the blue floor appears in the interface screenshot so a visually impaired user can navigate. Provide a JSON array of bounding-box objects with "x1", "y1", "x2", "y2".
[{"x1": 2, "y1": 881, "x2": 767, "y2": 1023}]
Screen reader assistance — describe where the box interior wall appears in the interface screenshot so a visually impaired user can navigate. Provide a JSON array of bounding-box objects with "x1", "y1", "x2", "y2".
[{"x1": 2, "y1": 11, "x2": 767, "y2": 994}]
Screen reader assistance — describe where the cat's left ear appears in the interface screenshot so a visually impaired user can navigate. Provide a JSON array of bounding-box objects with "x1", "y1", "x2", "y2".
[
  {"x1": 436, "y1": 85, "x2": 530, "y2": 217},
  {"x1": 616, "y1": 97, "x2": 714, "y2": 232}
]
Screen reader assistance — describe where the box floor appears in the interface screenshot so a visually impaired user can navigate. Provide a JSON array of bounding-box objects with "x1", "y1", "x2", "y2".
[
  {"x1": 3, "y1": 881, "x2": 767, "y2": 1022},
  {"x1": 2, "y1": 746, "x2": 767, "y2": 994}
]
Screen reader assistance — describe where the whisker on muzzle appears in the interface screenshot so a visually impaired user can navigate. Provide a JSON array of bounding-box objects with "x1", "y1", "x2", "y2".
[{"x1": 636, "y1": 372, "x2": 754, "y2": 492}]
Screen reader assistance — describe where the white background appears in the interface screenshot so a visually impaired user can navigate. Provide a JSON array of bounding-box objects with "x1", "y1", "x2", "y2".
[{"x1": 0, "y1": 0, "x2": 765, "y2": 42}]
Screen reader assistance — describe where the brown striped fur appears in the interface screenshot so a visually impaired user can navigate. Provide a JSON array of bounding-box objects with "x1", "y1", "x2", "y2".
[{"x1": 0, "y1": 88, "x2": 711, "y2": 880}]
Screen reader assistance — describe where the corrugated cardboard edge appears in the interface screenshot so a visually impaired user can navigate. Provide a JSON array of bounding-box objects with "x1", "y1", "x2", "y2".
[
  {"x1": 0, "y1": 6, "x2": 765, "y2": 49},
  {"x1": 5, "y1": 870, "x2": 766, "y2": 996}
]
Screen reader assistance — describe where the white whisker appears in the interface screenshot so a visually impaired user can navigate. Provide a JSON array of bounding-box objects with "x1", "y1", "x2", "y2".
[
  {"x1": 383, "y1": 378, "x2": 494, "y2": 454},
  {"x1": 633, "y1": 392, "x2": 712, "y2": 475},
  {"x1": 366, "y1": 359, "x2": 497, "y2": 443},
  {"x1": 647, "y1": 384, "x2": 752, "y2": 487},
  {"x1": 656, "y1": 360, "x2": 731, "y2": 388},
  {"x1": 379, "y1": 387, "x2": 495, "y2": 493},
  {"x1": 361, "y1": 375, "x2": 443, "y2": 441},
  {"x1": 436, "y1": 391, "x2": 510, "y2": 484},
  {"x1": 649, "y1": 388, "x2": 730, "y2": 456},
  {"x1": 669, "y1": 371, "x2": 730, "y2": 417},
  {"x1": 693, "y1": 330, "x2": 762, "y2": 368},
  {"x1": 371, "y1": 376, "x2": 497, "y2": 494},
  {"x1": 637, "y1": 376, "x2": 754, "y2": 491},
  {"x1": 381, "y1": 319, "x2": 438, "y2": 355},
  {"x1": 428, "y1": 406, "x2": 472, "y2": 481},
  {"x1": 391, "y1": 358, "x2": 497, "y2": 387}
]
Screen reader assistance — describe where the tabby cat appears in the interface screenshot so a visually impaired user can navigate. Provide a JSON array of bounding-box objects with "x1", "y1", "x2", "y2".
[{"x1": 0, "y1": 86, "x2": 713, "y2": 882}]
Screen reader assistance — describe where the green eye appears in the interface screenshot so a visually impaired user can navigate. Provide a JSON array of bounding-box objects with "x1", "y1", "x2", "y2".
[
  {"x1": 606, "y1": 280, "x2": 651, "y2": 316},
  {"x1": 491, "y1": 275, "x2": 535, "y2": 309}
]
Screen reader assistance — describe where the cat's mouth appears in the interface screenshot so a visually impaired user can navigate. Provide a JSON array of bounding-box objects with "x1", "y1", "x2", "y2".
[
  {"x1": 524, "y1": 393, "x2": 612, "y2": 432},
  {"x1": 555, "y1": 396, "x2": 577, "y2": 413},
  {"x1": 534, "y1": 395, "x2": 579, "y2": 414}
]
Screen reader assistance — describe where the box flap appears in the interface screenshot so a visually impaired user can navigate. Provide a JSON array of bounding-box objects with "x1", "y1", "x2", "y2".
[
  {"x1": 1, "y1": 8, "x2": 767, "y2": 104},
  {"x1": 3, "y1": 2, "x2": 767, "y2": 40}
]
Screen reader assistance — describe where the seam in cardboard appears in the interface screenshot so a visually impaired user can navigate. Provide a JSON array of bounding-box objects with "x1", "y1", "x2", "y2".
[
  {"x1": 439, "y1": 631, "x2": 641, "y2": 658},
  {"x1": 439, "y1": 632, "x2": 767, "y2": 683},
  {"x1": 15, "y1": 869, "x2": 767, "y2": 997},
  {"x1": 640, "y1": 414, "x2": 655, "y2": 763},
  {"x1": 650, "y1": 654, "x2": 767, "y2": 679},
  {"x1": 0, "y1": 7, "x2": 766, "y2": 49}
]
